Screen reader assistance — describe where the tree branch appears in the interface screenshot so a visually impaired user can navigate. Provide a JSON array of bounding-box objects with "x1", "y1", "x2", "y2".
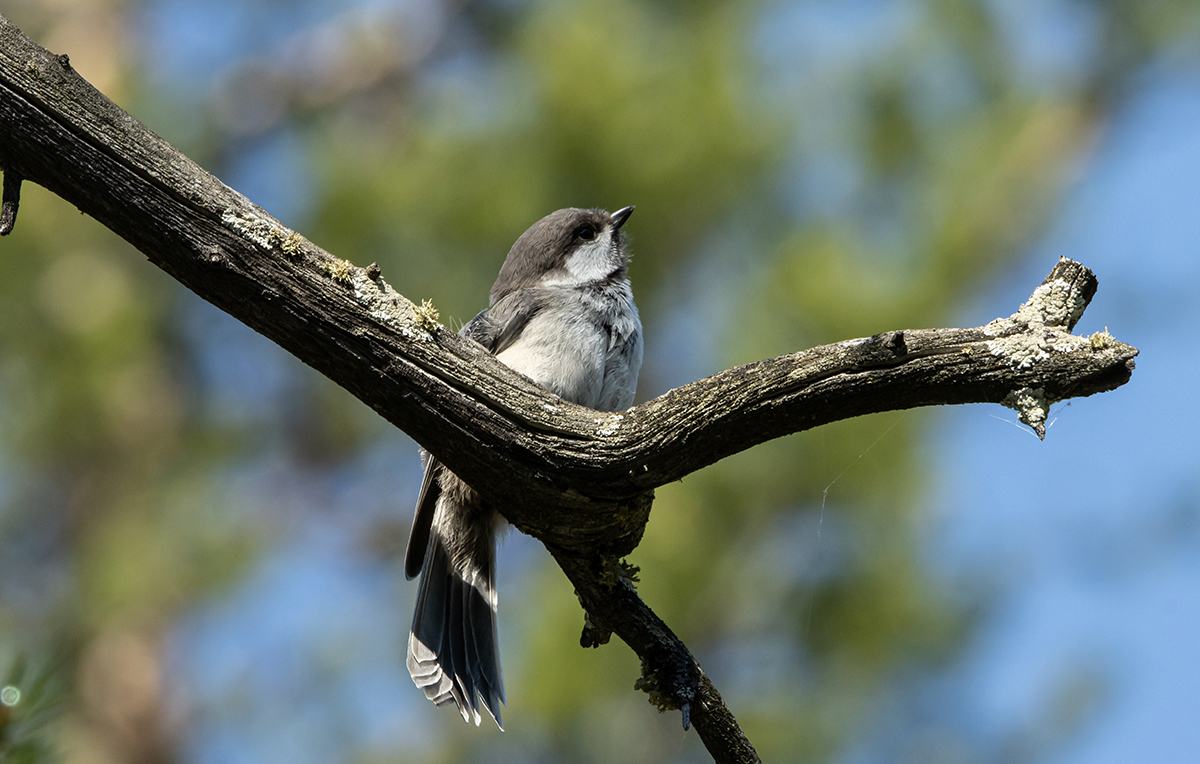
[{"x1": 0, "y1": 16, "x2": 1137, "y2": 764}]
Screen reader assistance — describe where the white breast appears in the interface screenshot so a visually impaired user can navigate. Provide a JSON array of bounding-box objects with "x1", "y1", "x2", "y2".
[
  {"x1": 495, "y1": 284, "x2": 641, "y2": 412},
  {"x1": 496, "y1": 304, "x2": 609, "y2": 409}
]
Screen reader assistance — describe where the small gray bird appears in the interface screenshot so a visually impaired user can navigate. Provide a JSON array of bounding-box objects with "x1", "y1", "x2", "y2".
[{"x1": 405, "y1": 206, "x2": 643, "y2": 728}]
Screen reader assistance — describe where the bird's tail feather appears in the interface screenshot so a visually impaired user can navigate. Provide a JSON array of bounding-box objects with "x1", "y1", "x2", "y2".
[{"x1": 408, "y1": 506, "x2": 505, "y2": 729}]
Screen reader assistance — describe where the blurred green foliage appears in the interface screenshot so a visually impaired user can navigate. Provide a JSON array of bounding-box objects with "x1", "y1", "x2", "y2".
[
  {"x1": 1, "y1": 0, "x2": 1197, "y2": 762},
  {"x1": 0, "y1": 657, "x2": 63, "y2": 764}
]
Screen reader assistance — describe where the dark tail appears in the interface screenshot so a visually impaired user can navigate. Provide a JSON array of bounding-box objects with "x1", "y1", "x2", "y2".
[{"x1": 407, "y1": 489, "x2": 505, "y2": 728}]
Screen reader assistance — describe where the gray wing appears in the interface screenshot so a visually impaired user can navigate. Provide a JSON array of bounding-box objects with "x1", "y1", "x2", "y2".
[
  {"x1": 463, "y1": 289, "x2": 545, "y2": 355},
  {"x1": 404, "y1": 452, "x2": 441, "y2": 580},
  {"x1": 403, "y1": 289, "x2": 544, "y2": 578}
]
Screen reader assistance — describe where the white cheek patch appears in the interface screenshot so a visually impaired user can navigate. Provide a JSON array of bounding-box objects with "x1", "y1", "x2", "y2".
[{"x1": 546, "y1": 230, "x2": 615, "y2": 286}]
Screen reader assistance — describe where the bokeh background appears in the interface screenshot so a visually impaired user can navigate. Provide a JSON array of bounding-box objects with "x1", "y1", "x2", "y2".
[{"x1": 1, "y1": 1, "x2": 1197, "y2": 762}]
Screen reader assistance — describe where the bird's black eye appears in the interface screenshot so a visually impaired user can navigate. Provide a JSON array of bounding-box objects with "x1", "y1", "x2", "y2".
[{"x1": 575, "y1": 226, "x2": 596, "y2": 241}]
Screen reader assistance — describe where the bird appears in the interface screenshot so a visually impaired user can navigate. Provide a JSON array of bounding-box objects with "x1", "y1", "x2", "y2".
[{"x1": 405, "y1": 206, "x2": 644, "y2": 729}]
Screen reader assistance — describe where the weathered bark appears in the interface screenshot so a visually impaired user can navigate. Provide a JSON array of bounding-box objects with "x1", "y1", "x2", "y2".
[{"x1": 0, "y1": 16, "x2": 1136, "y2": 764}]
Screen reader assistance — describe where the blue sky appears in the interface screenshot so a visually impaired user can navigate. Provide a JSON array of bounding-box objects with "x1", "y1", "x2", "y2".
[{"x1": 922, "y1": 70, "x2": 1200, "y2": 764}]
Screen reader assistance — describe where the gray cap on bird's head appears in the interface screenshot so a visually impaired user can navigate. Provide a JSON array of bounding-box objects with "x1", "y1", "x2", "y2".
[{"x1": 490, "y1": 206, "x2": 635, "y2": 304}]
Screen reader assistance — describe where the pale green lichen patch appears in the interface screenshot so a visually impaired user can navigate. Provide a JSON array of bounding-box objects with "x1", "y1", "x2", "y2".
[
  {"x1": 346, "y1": 273, "x2": 431, "y2": 339},
  {"x1": 221, "y1": 209, "x2": 279, "y2": 249},
  {"x1": 634, "y1": 653, "x2": 693, "y2": 717},
  {"x1": 599, "y1": 556, "x2": 640, "y2": 589},
  {"x1": 219, "y1": 207, "x2": 441, "y2": 339},
  {"x1": 988, "y1": 328, "x2": 1095, "y2": 369},
  {"x1": 634, "y1": 667, "x2": 676, "y2": 714},
  {"x1": 1090, "y1": 327, "x2": 1115, "y2": 350},
  {"x1": 981, "y1": 314, "x2": 1025, "y2": 338},
  {"x1": 221, "y1": 209, "x2": 305, "y2": 259},
  {"x1": 987, "y1": 333, "x2": 1051, "y2": 370},
  {"x1": 986, "y1": 266, "x2": 1089, "y2": 339},
  {"x1": 280, "y1": 232, "x2": 303, "y2": 256},
  {"x1": 1002, "y1": 386, "x2": 1049, "y2": 440},
  {"x1": 325, "y1": 258, "x2": 354, "y2": 285},
  {"x1": 1014, "y1": 277, "x2": 1084, "y2": 328},
  {"x1": 413, "y1": 299, "x2": 441, "y2": 333}
]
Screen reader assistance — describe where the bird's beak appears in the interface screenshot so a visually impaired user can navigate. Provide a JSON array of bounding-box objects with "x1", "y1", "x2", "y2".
[{"x1": 611, "y1": 205, "x2": 635, "y2": 230}]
